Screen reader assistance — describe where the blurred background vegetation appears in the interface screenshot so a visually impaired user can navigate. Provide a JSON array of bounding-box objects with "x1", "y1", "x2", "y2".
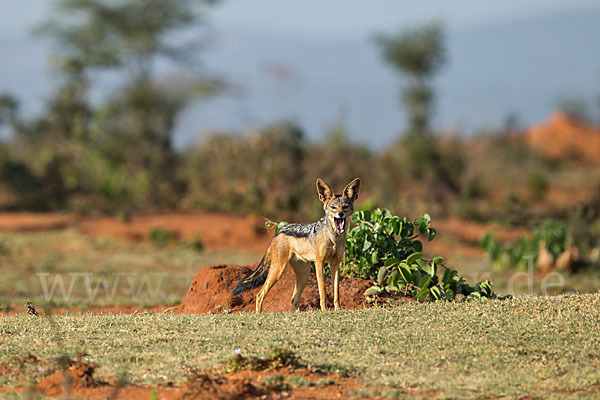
[{"x1": 0, "y1": 0, "x2": 599, "y2": 272}]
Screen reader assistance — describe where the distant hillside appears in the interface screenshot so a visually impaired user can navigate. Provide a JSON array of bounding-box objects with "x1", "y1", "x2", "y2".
[{"x1": 526, "y1": 112, "x2": 600, "y2": 164}]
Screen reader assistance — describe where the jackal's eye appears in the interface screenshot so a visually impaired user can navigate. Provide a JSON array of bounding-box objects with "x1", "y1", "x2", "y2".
[{"x1": 342, "y1": 205, "x2": 349, "y2": 210}]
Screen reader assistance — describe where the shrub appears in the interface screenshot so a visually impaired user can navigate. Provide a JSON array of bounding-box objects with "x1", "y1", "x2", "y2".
[
  {"x1": 569, "y1": 206, "x2": 600, "y2": 263},
  {"x1": 343, "y1": 208, "x2": 435, "y2": 280},
  {"x1": 223, "y1": 347, "x2": 300, "y2": 373},
  {"x1": 528, "y1": 172, "x2": 548, "y2": 201},
  {"x1": 479, "y1": 219, "x2": 568, "y2": 270},
  {"x1": 147, "y1": 228, "x2": 179, "y2": 247},
  {"x1": 344, "y1": 208, "x2": 497, "y2": 301},
  {"x1": 0, "y1": 240, "x2": 8, "y2": 255},
  {"x1": 183, "y1": 236, "x2": 204, "y2": 252}
]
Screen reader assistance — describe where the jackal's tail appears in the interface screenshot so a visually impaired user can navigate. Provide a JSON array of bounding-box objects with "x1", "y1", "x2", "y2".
[{"x1": 232, "y1": 252, "x2": 271, "y2": 295}]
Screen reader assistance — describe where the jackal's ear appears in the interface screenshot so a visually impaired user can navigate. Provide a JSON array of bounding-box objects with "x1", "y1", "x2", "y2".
[
  {"x1": 316, "y1": 178, "x2": 335, "y2": 203},
  {"x1": 343, "y1": 178, "x2": 360, "y2": 202}
]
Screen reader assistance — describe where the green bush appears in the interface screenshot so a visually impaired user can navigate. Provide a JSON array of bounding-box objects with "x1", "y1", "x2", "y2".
[
  {"x1": 479, "y1": 219, "x2": 568, "y2": 270},
  {"x1": 0, "y1": 240, "x2": 8, "y2": 255},
  {"x1": 147, "y1": 228, "x2": 179, "y2": 247},
  {"x1": 528, "y1": 172, "x2": 548, "y2": 201},
  {"x1": 344, "y1": 208, "x2": 497, "y2": 301},
  {"x1": 343, "y1": 208, "x2": 435, "y2": 280},
  {"x1": 183, "y1": 236, "x2": 204, "y2": 252}
]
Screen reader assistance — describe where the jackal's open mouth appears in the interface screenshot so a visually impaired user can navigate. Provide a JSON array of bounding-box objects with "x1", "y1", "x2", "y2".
[{"x1": 334, "y1": 217, "x2": 346, "y2": 234}]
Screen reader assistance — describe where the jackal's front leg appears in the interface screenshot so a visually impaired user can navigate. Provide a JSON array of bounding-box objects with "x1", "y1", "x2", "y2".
[
  {"x1": 314, "y1": 261, "x2": 327, "y2": 310},
  {"x1": 331, "y1": 262, "x2": 340, "y2": 311}
]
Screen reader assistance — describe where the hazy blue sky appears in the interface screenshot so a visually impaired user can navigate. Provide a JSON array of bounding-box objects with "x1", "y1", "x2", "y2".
[
  {"x1": 2, "y1": 1, "x2": 600, "y2": 147},
  {"x1": 211, "y1": 0, "x2": 599, "y2": 35}
]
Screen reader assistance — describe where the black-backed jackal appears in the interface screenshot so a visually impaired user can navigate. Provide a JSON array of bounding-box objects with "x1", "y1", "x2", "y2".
[{"x1": 233, "y1": 178, "x2": 361, "y2": 312}]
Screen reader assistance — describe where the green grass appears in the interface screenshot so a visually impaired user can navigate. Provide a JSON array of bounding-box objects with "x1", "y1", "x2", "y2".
[
  {"x1": 2, "y1": 229, "x2": 600, "y2": 398},
  {"x1": 2, "y1": 294, "x2": 600, "y2": 398},
  {"x1": 0, "y1": 230, "x2": 259, "y2": 308}
]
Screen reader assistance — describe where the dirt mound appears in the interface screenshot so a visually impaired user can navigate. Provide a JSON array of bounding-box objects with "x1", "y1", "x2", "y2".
[
  {"x1": 525, "y1": 111, "x2": 600, "y2": 164},
  {"x1": 190, "y1": 366, "x2": 367, "y2": 399},
  {"x1": 178, "y1": 262, "x2": 372, "y2": 313}
]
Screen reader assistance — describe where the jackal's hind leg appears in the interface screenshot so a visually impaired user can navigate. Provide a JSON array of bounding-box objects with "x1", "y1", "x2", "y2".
[
  {"x1": 289, "y1": 260, "x2": 310, "y2": 311},
  {"x1": 255, "y1": 251, "x2": 290, "y2": 313}
]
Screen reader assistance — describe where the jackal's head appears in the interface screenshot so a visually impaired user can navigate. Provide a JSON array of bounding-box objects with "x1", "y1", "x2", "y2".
[{"x1": 316, "y1": 178, "x2": 361, "y2": 235}]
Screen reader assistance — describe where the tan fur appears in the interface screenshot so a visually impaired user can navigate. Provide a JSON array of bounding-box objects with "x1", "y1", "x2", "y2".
[{"x1": 255, "y1": 178, "x2": 360, "y2": 312}]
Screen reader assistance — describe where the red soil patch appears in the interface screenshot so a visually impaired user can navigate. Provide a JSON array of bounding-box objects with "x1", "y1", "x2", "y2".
[
  {"x1": 1, "y1": 304, "x2": 174, "y2": 316},
  {"x1": 185, "y1": 366, "x2": 368, "y2": 400},
  {"x1": 0, "y1": 211, "x2": 272, "y2": 252},
  {"x1": 436, "y1": 216, "x2": 528, "y2": 244},
  {"x1": 77, "y1": 212, "x2": 272, "y2": 252},
  {"x1": 2, "y1": 362, "x2": 371, "y2": 399},
  {"x1": 525, "y1": 111, "x2": 600, "y2": 164},
  {"x1": 0, "y1": 212, "x2": 76, "y2": 231},
  {"x1": 0, "y1": 211, "x2": 526, "y2": 259},
  {"x1": 178, "y1": 262, "x2": 373, "y2": 314},
  {"x1": 36, "y1": 361, "x2": 104, "y2": 397},
  {"x1": 0, "y1": 363, "x2": 12, "y2": 377}
]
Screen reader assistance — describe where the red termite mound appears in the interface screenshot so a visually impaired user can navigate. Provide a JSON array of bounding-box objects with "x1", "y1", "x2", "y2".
[{"x1": 177, "y1": 262, "x2": 373, "y2": 314}]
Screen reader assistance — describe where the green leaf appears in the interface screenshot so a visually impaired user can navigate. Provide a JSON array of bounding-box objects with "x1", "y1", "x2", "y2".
[
  {"x1": 430, "y1": 286, "x2": 442, "y2": 300},
  {"x1": 415, "y1": 287, "x2": 430, "y2": 301},
  {"x1": 398, "y1": 263, "x2": 413, "y2": 283},
  {"x1": 385, "y1": 285, "x2": 399, "y2": 293},
  {"x1": 388, "y1": 269, "x2": 400, "y2": 286},
  {"x1": 362, "y1": 239, "x2": 372, "y2": 252},
  {"x1": 406, "y1": 252, "x2": 423, "y2": 265},
  {"x1": 420, "y1": 276, "x2": 432, "y2": 290},
  {"x1": 467, "y1": 292, "x2": 481, "y2": 301},
  {"x1": 392, "y1": 218, "x2": 402, "y2": 235},
  {"x1": 412, "y1": 269, "x2": 423, "y2": 287},
  {"x1": 370, "y1": 251, "x2": 378, "y2": 265},
  {"x1": 377, "y1": 266, "x2": 388, "y2": 286},
  {"x1": 413, "y1": 240, "x2": 423, "y2": 252},
  {"x1": 364, "y1": 286, "x2": 382, "y2": 297},
  {"x1": 432, "y1": 256, "x2": 444, "y2": 264},
  {"x1": 384, "y1": 257, "x2": 400, "y2": 267},
  {"x1": 417, "y1": 260, "x2": 436, "y2": 276},
  {"x1": 357, "y1": 210, "x2": 365, "y2": 221},
  {"x1": 427, "y1": 228, "x2": 437, "y2": 241},
  {"x1": 442, "y1": 268, "x2": 452, "y2": 284}
]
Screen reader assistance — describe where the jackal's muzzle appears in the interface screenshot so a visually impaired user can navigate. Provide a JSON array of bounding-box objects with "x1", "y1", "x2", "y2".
[{"x1": 334, "y1": 217, "x2": 346, "y2": 234}]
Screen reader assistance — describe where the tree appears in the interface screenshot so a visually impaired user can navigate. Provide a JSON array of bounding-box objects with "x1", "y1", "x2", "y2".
[
  {"x1": 374, "y1": 23, "x2": 463, "y2": 204},
  {"x1": 22, "y1": 0, "x2": 223, "y2": 210},
  {"x1": 375, "y1": 23, "x2": 446, "y2": 136},
  {"x1": 0, "y1": 93, "x2": 19, "y2": 129}
]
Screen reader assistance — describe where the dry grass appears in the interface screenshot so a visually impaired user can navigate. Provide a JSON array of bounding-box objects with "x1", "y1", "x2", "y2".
[{"x1": 0, "y1": 230, "x2": 259, "y2": 308}]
